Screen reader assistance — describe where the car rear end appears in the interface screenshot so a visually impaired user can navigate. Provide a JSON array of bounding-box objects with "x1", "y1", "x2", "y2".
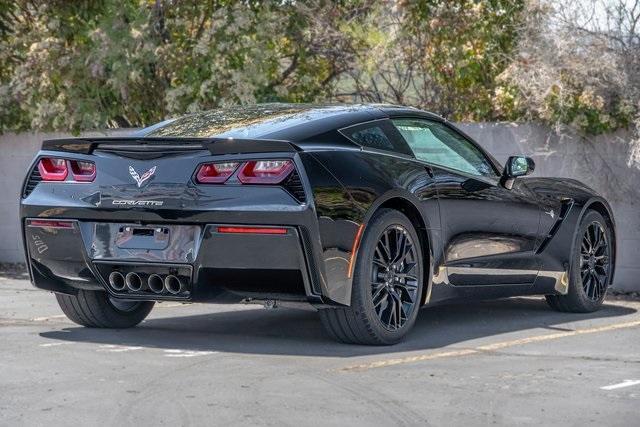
[{"x1": 20, "y1": 137, "x2": 324, "y2": 306}]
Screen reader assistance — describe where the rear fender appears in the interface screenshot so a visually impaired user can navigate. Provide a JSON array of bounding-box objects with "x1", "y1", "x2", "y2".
[{"x1": 304, "y1": 149, "x2": 440, "y2": 306}]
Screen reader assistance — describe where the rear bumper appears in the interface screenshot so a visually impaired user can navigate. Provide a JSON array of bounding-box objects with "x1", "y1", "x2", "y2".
[
  {"x1": 22, "y1": 218, "x2": 325, "y2": 305},
  {"x1": 20, "y1": 148, "x2": 364, "y2": 307}
]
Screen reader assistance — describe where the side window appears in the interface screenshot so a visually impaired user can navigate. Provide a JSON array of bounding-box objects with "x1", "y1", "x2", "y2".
[
  {"x1": 392, "y1": 119, "x2": 496, "y2": 177},
  {"x1": 342, "y1": 121, "x2": 414, "y2": 156},
  {"x1": 347, "y1": 125, "x2": 395, "y2": 151}
]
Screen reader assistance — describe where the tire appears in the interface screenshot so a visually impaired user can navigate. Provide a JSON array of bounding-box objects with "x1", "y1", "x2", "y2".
[
  {"x1": 319, "y1": 208, "x2": 424, "y2": 345},
  {"x1": 546, "y1": 210, "x2": 613, "y2": 313},
  {"x1": 55, "y1": 289, "x2": 154, "y2": 328}
]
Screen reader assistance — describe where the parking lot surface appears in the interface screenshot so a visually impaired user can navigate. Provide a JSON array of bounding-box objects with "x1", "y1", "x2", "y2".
[{"x1": 1, "y1": 271, "x2": 639, "y2": 426}]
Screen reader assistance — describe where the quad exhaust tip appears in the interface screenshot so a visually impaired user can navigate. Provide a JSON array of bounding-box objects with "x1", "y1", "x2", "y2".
[
  {"x1": 108, "y1": 271, "x2": 126, "y2": 291},
  {"x1": 125, "y1": 272, "x2": 143, "y2": 292},
  {"x1": 148, "y1": 274, "x2": 164, "y2": 294},
  {"x1": 107, "y1": 270, "x2": 186, "y2": 295},
  {"x1": 164, "y1": 275, "x2": 183, "y2": 295}
]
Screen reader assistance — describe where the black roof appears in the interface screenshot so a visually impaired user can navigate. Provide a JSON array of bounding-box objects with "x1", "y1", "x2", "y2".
[{"x1": 139, "y1": 103, "x2": 442, "y2": 142}]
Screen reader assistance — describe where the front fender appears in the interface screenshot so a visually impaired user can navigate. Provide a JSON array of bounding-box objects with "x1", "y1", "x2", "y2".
[{"x1": 526, "y1": 177, "x2": 617, "y2": 293}]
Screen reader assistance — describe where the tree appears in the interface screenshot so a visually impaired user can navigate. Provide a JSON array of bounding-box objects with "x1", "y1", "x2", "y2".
[
  {"x1": 333, "y1": 0, "x2": 526, "y2": 122},
  {"x1": 497, "y1": 0, "x2": 638, "y2": 134},
  {"x1": 3, "y1": 0, "x2": 635, "y2": 137},
  {"x1": 0, "y1": 0, "x2": 377, "y2": 132}
]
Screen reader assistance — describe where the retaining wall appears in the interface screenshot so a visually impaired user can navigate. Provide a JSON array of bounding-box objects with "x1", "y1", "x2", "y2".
[{"x1": 1, "y1": 123, "x2": 638, "y2": 290}]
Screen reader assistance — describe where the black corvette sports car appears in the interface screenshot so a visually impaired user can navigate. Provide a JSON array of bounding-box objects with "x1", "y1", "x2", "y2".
[{"x1": 20, "y1": 104, "x2": 615, "y2": 344}]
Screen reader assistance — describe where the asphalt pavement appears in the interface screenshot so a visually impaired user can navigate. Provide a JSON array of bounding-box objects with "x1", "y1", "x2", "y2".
[{"x1": 1, "y1": 270, "x2": 639, "y2": 426}]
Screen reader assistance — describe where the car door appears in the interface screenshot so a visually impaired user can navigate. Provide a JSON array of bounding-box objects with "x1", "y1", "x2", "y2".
[{"x1": 391, "y1": 118, "x2": 542, "y2": 286}]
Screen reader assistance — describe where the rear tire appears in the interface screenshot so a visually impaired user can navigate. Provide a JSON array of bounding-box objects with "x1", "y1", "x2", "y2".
[
  {"x1": 56, "y1": 290, "x2": 154, "y2": 328},
  {"x1": 546, "y1": 210, "x2": 613, "y2": 313},
  {"x1": 319, "y1": 209, "x2": 424, "y2": 345}
]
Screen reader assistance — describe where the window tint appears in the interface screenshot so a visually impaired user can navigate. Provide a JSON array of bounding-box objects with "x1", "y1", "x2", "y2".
[
  {"x1": 342, "y1": 121, "x2": 414, "y2": 156},
  {"x1": 393, "y1": 119, "x2": 496, "y2": 177},
  {"x1": 348, "y1": 126, "x2": 395, "y2": 151}
]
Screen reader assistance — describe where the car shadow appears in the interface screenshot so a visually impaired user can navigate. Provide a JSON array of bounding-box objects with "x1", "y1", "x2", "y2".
[{"x1": 39, "y1": 297, "x2": 636, "y2": 357}]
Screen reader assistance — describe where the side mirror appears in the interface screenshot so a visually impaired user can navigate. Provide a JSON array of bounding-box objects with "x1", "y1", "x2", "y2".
[{"x1": 502, "y1": 156, "x2": 535, "y2": 189}]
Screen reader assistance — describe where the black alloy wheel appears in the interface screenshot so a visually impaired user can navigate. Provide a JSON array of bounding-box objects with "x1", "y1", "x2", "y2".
[
  {"x1": 319, "y1": 208, "x2": 424, "y2": 345},
  {"x1": 546, "y1": 210, "x2": 613, "y2": 313},
  {"x1": 580, "y1": 221, "x2": 611, "y2": 302},
  {"x1": 371, "y1": 225, "x2": 420, "y2": 331}
]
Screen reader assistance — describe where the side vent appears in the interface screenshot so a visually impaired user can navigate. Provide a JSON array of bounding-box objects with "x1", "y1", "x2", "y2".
[
  {"x1": 536, "y1": 199, "x2": 574, "y2": 253},
  {"x1": 23, "y1": 165, "x2": 42, "y2": 197},
  {"x1": 282, "y1": 170, "x2": 306, "y2": 203}
]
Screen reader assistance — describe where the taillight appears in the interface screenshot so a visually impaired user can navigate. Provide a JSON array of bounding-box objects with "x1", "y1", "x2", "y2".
[
  {"x1": 69, "y1": 160, "x2": 96, "y2": 182},
  {"x1": 36, "y1": 157, "x2": 96, "y2": 182},
  {"x1": 195, "y1": 162, "x2": 240, "y2": 183},
  {"x1": 193, "y1": 159, "x2": 296, "y2": 185},
  {"x1": 38, "y1": 158, "x2": 68, "y2": 181},
  {"x1": 238, "y1": 160, "x2": 294, "y2": 184},
  {"x1": 217, "y1": 226, "x2": 288, "y2": 235}
]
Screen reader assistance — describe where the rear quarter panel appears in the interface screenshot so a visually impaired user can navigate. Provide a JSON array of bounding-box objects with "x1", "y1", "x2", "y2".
[{"x1": 303, "y1": 148, "x2": 443, "y2": 305}]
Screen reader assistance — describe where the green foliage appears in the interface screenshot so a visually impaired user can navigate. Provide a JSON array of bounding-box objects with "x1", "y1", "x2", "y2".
[
  {"x1": 402, "y1": 0, "x2": 526, "y2": 121},
  {"x1": 0, "y1": 0, "x2": 635, "y2": 135},
  {"x1": 543, "y1": 83, "x2": 634, "y2": 135},
  {"x1": 0, "y1": 0, "x2": 365, "y2": 133},
  {"x1": 494, "y1": 1, "x2": 639, "y2": 135}
]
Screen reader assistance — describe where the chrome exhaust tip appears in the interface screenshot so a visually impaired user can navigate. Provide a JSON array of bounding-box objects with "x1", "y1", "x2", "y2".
[
  {"x1": 148, "y1": 274, "x2": 164, "y2": 294},
  {"x1": 164, "y1": 275, "x2": 183, "y2": 295},
  {"x1": 125, "y1": 272, "x2": 143, "y2": 292},
  {"x1": 108, "y1": 271, "x2": 126, "y2": 291}
]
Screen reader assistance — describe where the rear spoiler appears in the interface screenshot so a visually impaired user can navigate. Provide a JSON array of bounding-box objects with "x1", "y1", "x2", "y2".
[{"x1": 41, "y1": 137, "x2": 301, "y2": 155}]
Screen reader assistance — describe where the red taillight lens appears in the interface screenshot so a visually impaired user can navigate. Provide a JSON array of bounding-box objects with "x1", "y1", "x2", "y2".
[
  {"x1": 238, "y1": 160, "x2": 294, "y2": 184},
  {"x1": 38, "y1": 158, "x2": 68, "y2": 181},
  {"x1": 196, "y1": 162, "x2": 240, "y2": 183},
  {"x1": 217, "y1": 226, "x2": 288, "y2": 235},
  {"x1": 69, "y1": 160, "x2": 96, "y2": 182},
  {"x1": 36, "y1": 158, "x2": 95, "y2": 182}
]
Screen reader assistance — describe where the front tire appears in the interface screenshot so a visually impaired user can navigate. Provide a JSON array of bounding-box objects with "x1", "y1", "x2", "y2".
[
  {"x1": 56, "y1": 290, "x2": 154, "y2": 328},
  {"x1": 546, "y1": 210, "x2": 613, "y2": 313},
  {"x1": 319, "y1": 209, "x2": 424, "y2": 345}
]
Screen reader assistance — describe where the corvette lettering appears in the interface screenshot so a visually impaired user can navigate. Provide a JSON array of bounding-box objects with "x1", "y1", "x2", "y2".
[{"x1": 112, "y1": 200, "x2": 164, "y2": 207}]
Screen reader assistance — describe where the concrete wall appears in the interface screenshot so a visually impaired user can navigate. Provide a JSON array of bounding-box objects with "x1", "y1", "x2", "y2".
[
  {"x1": 1, "y1": 124, "x2": 638, "y2": 290},
  {"x1": 458, "y1": 123, "x2": 639, "y2": 292},
  {"x1": 0, "y1": 130, "x2": 133, "y2": 263}
]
